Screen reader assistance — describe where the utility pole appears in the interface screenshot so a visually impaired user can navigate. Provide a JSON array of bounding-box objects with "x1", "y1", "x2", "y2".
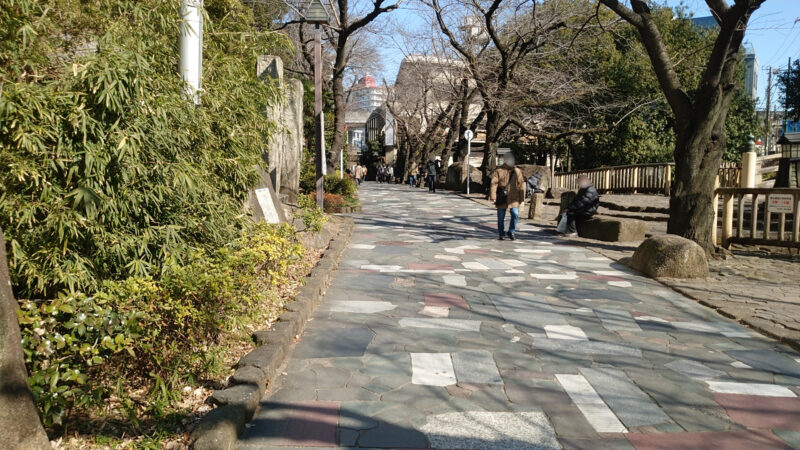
[
  {"x1": 179, "y1": 0, "x2": 203, "y2": 104},
  {"x1": 765, "y1": 67, "x2": 772, "y2": 154},
  {"x1": 305, "y1": 0, "x2": 330, "y2": 209}
]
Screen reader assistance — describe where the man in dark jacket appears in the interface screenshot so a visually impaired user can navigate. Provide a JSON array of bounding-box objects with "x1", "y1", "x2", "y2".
[
  {"x1": 425, "y1": 158, "x2": 439, "y2": 192},
  {"x1": 561, "y1": 175, "x2": 599, "y2": 236}
]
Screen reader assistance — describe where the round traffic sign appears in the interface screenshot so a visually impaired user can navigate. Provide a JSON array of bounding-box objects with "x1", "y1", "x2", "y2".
[{"x1": 464, "y1": 129, "x2": 474, "y2": 141}]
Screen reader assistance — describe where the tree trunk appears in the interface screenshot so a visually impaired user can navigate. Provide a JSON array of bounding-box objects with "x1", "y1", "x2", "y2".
[
  {"x1": 481, "y1": 110, "x2": 501, "y2": 191},
  {"x1": 0, "y1": 228, "x2": 50, "y2": 449},
  {"x1": 668, "y1": 97, "x2": 731, "y2": 253}
]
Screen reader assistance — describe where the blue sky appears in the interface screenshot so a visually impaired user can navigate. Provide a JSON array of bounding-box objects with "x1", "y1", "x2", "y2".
[{"x1": 376, "y1": 0, "x2": 800, "y2": 111}]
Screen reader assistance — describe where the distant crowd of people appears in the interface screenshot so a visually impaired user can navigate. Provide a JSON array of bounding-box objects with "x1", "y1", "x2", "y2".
[{"x1": 347, "y1": 155, "x2": 599, "y2": 241}]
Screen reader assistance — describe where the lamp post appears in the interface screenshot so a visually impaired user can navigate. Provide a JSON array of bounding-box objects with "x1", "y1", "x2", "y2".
[
  {"x1": 179, "y1": 0, "x2": 203, "y2": 104},
  {"x1": 305, "y1": 0, "x2": 330, "y2": 208}
]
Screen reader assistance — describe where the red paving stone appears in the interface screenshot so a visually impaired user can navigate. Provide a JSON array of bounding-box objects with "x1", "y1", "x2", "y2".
[
  {"x1": 627, "y1": 430, "x2": 792, "y2": 450},
  {"x1": 580, "y1": 274, "x2": 626, "y2": 282},
  {"x1": 267, "y1": 401, "x2": 339, "y2": 447},
  {"x1": 375, "y1": 241, "x2": 412, "y2": 246},
  {"x1": 408, "y1": 263, "x2": 453, "y2": 270},
  {"x1": 714, "y1": 393, "x2": 800, "y2": 430},
  {"x1": 425, "y1": 293, "x2": 469, "y2": 309},
  {"x1": 339, "y1": 269, "x2": 379, "y2": 273},
  {"x1": 464, "y1": 248, "x2": 490, "y2": 254}
]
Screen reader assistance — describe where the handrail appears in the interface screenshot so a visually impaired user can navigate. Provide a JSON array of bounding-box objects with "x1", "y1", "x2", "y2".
[{"x1": 714, "y1": 187, "x2": 800, "y2": 248}]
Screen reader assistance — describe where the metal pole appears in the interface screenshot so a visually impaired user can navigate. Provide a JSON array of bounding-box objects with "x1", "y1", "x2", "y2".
[
  {"x1": 179, "y1": 0, "x2": 202, "y2": 104},
  {"x1": 314, "y1": 24, "x2": 324, "y2": 208},
  {"x1": 340, "y1": 146, "x2": 344, "y2": 179},
  {"x1": 765, "y1": 67, "x2": 772, "y2": 155},
  {"x1": 466, "y1": 139, "x2": 471, "y2": 195}
]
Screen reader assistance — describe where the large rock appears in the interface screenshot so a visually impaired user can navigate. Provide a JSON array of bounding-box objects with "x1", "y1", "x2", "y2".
[
  {"x1": 445, "y1": 164, "x2": 483, "y2": 192},
  {"x1": 0, "y1": 228, "x2": 51, "y2": 449},
  {"x1": 516, "y1": 165, "x2": 551, "y2": 191},
  {"x1": 630, "y1": 235, "x2": 709, "y2": 278},
  {"x1": 577, "y1": 216, "x2": 646, "y2": 242}
]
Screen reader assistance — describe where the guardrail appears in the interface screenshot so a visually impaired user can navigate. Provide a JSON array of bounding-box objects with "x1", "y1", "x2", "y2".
[
  {"x1": 713, "y1": 187, "x2": 800, "y2": 248},
  {"x1": 554, "y1": 162, "x2": 742, "y2": 194}
]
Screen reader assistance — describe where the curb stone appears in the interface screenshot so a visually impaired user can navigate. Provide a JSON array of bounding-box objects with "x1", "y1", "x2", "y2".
[{"x1": 190, "y1": 217, "x2": 355, "y2": 449}]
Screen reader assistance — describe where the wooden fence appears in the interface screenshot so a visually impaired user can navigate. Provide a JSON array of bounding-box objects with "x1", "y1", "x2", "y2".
[
  {"x1": 713, "y1": 187, "x2": 800, "y2": 248},
  {"x1": 553, "y1": 162, "x2": 742, "y2": 195}
]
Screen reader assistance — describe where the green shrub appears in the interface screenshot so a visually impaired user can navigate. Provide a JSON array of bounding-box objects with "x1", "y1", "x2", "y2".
[
  {"x1": 297, "y1": 194, "x2": 327, "y2": 233},
  {"x1": 324, "y1": 174, "x2": 357, "y2": 198},
  {"x1": 17, "y1": 223, "x2": 305, "y2": 427},
  {"x1": 0, "y1": 0, "x2": 289, "y2": 299}
]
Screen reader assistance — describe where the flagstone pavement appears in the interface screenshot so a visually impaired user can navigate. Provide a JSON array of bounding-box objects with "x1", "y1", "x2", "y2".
[{"x1": 238, "y1": 182, "x2": 800, "y2": 449}]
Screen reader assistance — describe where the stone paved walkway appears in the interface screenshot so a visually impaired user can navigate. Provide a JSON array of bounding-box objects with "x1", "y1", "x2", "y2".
[{"x1": 238, "y1": 183, "x2": 800, "y2": 449}]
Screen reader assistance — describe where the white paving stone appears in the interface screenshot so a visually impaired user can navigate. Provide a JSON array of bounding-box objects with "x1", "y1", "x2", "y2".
[
  {"x1": 421, "y1": 306, "x2": 449, "y2": 318},
  {"x1": 592, "y1": 270, "x2": 627, "y2": 276},
  {"x1": 411, "y1": 353, "x2": 456, "y2": 386},
  {"x1": 556, "y1": 374, "x2": 627, "y2": 433},
  {"x1": 608, "y1": 281, "x2": 632, "y2": 288},
  {"x1": 443, "y1": 274, "x2": 467, "y2": 286},
  {"x1": 399, "y1": 318, "x2": 481, "y2": 332},
  {"x1": 421, "y1": 411, "x2": 560, "y2": 450},
  {"x1": 514, "y1": 249, "x2": 552, "y2": 254},
  {"x1": 505, "y1": 269, "x2": 525, "y2": 274},
  {"x1": 350, "y1": 244, "x2": 376, "y2": 250},
  {"x1": 731, "y1": 361, "x2": 752, "y2": 369},
  {"x1": 329, "y1": 301, "x2": 396, "y2": 314},
  {"x1": 635, "y1": 316, "x2": 670, "y2": 323},
  {"x1": 494, "y1": 276, "x2": 526, "y2": 284},
  {"x1": 500, "y1": 259, "x2": 526, "y2": 267},
  {"x1": 445, "y1": 245, "x2": 481, "y2": 255},
  {"x1": 544, "y1": 324, "x2": 588, "y2": 340},
  {"x1": 705, "y1": 381, "x2": 796, "y2": 397},
  {"x1": 436, "y1": 254, "x2": 461, "y2": 261},
  {"x1": 530, "y1": 273, "x2": 578, "y2": 280},
  {"x1": 361, "y1": 264, "x2": 403, "y2": 273},
  {"x1": 463, "y1": 262, "x2": 489, "y2": 271}
]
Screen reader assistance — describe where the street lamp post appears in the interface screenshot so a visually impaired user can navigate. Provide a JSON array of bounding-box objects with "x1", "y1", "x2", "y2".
[
  {"x1": 464, "y1": 129, "x2": 474, "y2": 195},
  {"x1": 305, "y1": 0, "x2": 330, "y2": 209}
]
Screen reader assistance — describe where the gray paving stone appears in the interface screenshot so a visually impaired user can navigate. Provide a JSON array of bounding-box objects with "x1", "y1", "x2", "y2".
[
  {"x1": 293, "y1": 327, "x2": 374, "y2": 359},
  {"x1": 726, "y1": 349, "x2": 800, "y2": 376},
  {"x1": 595, "y1": 308, "x2": 642, "y2": 331},
  {"x1": 580, "y1": 368, "x2": 672, "y2": 427},
  {"x1": 532, "y1": 338, "x2": 642, "y2": 357},
  {"x1": 357, "y1": 422, "x2": 429, "y2": 448},
  {"x1": 317, "y1": 387, "x2": 378, "y2": 402},
  {"x1": 337, "y1": 428, "x2": 359, "y2": 447},
  {"x1": 665, "y1": 358, "x2": 726, "y2": 380},
  {"x1": 452, "y1": 349, "x2": 503, "y2": 384}
]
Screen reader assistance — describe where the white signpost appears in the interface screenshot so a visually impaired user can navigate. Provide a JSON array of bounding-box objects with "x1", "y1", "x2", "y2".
[
  {"x1": 464, "y1": 129, "x2": 474, "y2": 195},
  {"x1": 768, "y1": 194, "x2": 795, "y2": 214}
]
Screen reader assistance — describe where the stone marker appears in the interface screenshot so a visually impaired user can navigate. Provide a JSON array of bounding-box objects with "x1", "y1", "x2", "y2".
[
  {"x1": 577, "y1": 216, "x2": 647, "y2": 242},
  {"x1": 527, "y1": 192, "x2": 544, "y2": 219},
  {"x1": 629, "y1": 234, "x2": 709, "y2": 278},
  {"x1": 246, "y1": 168, "x2": 287, "y2": 224},
  {"x1": 0, "y1": 227, "x2": 50, "y2": 449}
]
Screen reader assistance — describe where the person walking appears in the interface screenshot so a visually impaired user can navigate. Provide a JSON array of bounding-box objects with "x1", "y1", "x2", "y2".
[
  {"x1": 354, "y1": 164, "x2": 364, "y2": 186},
  {"x1": 387, "y1": 165, "x2": 394, "y2": 183},
  {"x1": 425, "y1": 158, "x2": 438, "y2": 192},
  {"x1": 560, "y1": 174, "x2": 599, "y2": 237},
  {"x1": 408, "y1": 165, "x2": 418, "y2": 187},
  {"x1": 489, "y1": 153, "x2": 526, "y2": 240}
]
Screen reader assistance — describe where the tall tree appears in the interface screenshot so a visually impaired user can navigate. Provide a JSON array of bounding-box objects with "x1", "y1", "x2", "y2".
[
  {"x1": 598, "y1": 0, "x2": 765, "y2": 252},
  {"x1": 327, "y1": 0, "x2": 401, "y2": 171},
  {"x1": 778, "y1": 59, "x2": 800, "y2": 121}
]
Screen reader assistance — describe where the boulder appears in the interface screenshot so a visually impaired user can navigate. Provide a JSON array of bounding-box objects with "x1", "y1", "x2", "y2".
[
  {"x1": 546, "y1": 187, "x2": 574, "y2": 199},
  {"x1": 576, "y1": 215, "x2": 646, "y2": 242},
  {"x1": 629, "y1": 234, "x2": 708, "y2": 278},
  {"x1": 516, "y1": 164, "x2": 551, "y2": 191},
  {"x1": 445, "y1": 164, "x2": 483, "y2": 192}
]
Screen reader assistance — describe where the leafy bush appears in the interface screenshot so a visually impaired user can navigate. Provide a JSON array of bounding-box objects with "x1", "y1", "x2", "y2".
[
  {"x1": 321, "y1": 193, "x2": 345, "y2": 213},
  {"x1": 0, "y1": 0, "x2": 289, "y2": 299},
  {"x1": 18, "y1": 224, "x2": 305, "y2": 427},
  {"x1": 297, "y1": 194, "x2": 327, "y2": 233},
  {"x1": 324, "y1": 175, "x2": 357, "y2": 198}
]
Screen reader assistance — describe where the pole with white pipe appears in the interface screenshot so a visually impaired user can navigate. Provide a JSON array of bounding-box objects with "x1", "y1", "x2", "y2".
[
  {"x1": 179, "y1": 0, "x2": 203, "y2": 104},
  {"x1": 464, "y1": 129, "x2": 474, "y2": 195}
]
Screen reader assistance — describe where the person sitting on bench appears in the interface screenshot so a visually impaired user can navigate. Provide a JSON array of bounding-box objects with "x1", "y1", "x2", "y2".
[{"x1": 560, "y1": 175, "x2": 599, "y2": 236}]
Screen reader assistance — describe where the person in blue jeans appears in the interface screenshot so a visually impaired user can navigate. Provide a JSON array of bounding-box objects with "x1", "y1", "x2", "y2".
[{"x1": 489, "y1": 153, "x2": 526, "y2": 240}]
